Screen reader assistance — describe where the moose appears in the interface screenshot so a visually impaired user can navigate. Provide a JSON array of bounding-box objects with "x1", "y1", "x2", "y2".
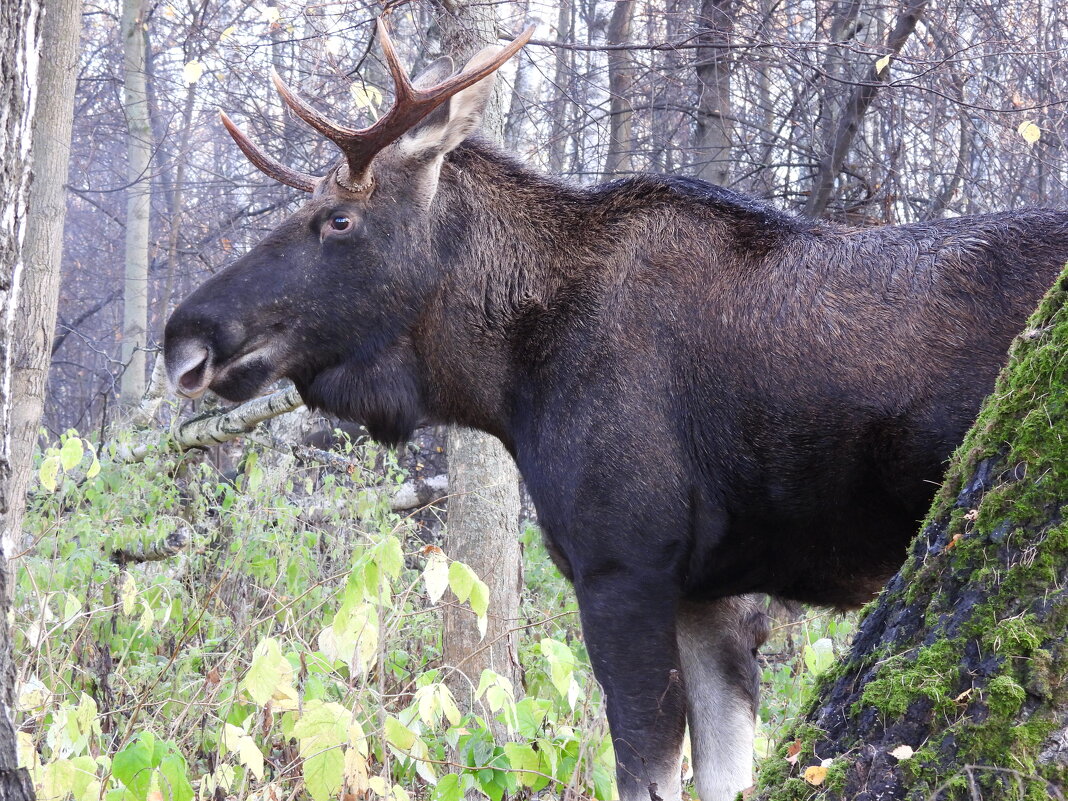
[{"x1": 164, "y1": 22, "x2": 1068, "y2": 801}]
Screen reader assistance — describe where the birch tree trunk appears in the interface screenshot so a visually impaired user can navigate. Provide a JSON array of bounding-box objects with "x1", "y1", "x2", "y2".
[
  {"x1": 10, "y1": 0, "x2": 81, "y2": 559},
  {"x1": 434, "y1": 0, "x2": 524, "y2": 726},
  {"x1": 754, "y1": 266, "x2": 1068, "y2": 800},
  {"x1": 120, "y1": 0, "x2": 151, "y2": 403},
  {"x1": 0, "y1": 0, "x2": 42, "y2": 796}
]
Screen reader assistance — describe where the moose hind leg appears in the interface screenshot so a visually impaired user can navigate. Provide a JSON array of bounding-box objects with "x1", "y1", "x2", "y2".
[{"x1": 677, "y1": 596, "x2": 769, "y2": 801}]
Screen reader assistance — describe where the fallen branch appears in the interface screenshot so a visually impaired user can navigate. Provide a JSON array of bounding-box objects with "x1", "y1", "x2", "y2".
[
  {"x1": 116, "y1": 385, "x2": 305, "y2": 462},
  {"x1": 111, "y1": 525, "x2": 191, "y2": 565}
]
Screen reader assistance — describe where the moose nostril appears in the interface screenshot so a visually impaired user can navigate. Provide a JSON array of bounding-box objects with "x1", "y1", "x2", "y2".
[{"x1": 169, "y1": 346, "x2": 213, "y2": 398}]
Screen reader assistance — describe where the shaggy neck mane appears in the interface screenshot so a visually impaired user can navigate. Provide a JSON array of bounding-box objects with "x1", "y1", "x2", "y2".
[{"x1": 411, "y1": 141, "x2": 810, "y2": 444}]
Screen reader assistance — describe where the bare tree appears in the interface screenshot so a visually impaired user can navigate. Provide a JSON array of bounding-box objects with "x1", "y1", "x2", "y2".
[{"x1": 434, "y1": 0, "x2": 525, "y2": 722}]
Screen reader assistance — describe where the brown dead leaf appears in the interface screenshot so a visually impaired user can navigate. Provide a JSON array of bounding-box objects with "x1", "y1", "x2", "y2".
[
  {"x1": 421, "y1": 544, "x2": 444, "y2": 556},
  {"x1": 786, "y1": 740, "x2": 802, "y2": 765},
  {"x1": 740, "y1": 786, "x2": 755, "y2": 800},
  {"x1": 954, "y1": 688, "x2": 973, "y2": 703},
  {"x1": 945, "y1": 532, "x2": 963, "y2": 551}
]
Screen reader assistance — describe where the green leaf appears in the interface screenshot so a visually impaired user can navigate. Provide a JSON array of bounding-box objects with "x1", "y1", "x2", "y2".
[
  {"x1": 85, "y1": 453, "x2": 101, "y2": 479},
  {"x1": 39, "y1": 455, "x2": 60, "y2": 492},
  {"x1": 376, "y1": 536, "x2": 403, "y2": 579},
  {"x1": 803, "y1": 637, "x2": 835, "y2": 676},
  {"x1": 431, "y1": 774, "x2": 465, "y2": 801},
  {"x1": 303, "y1": 750, "x2": 344, "y2": 801},
  {"x1": 448, "y1": 562, "x2": 476, "y2": 603},
  {"x1": 157, "y1": 752, "x2": 194, "y2": 801},
  {"x1": 112, "y1": 733, "x2": 155, "y2": 801},
  {"x1": 503, "y1": 743, "x2": 541, "y2": 787},
  {"x1": 60, "y1": 437, "x2": 84, "y2": 471},
  {"x1": 292, "y1": 701, "x2": 350, "y2": 756},
  {"x1": 383, "y1": 717, "x2": 416, "y2": 752},
  {"x1": 540, "y1": 638, "x2": 575, "y2": 698},
  {"x1": 242, "y1": 637, "x2": 288, "y2": 705}
]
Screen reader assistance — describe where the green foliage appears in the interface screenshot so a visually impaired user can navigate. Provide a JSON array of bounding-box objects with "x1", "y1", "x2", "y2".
[{"x1": 15, "y1": 430, "x2": 621, "y2": 801}]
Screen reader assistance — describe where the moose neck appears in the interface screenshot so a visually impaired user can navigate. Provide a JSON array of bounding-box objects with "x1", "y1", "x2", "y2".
[{"x1": 412, "y1": 142, "x2": 597, "y2": 449}]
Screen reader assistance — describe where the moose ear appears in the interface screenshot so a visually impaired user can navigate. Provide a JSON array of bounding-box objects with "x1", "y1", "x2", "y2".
[
  {"x1": 401, "y1": 45, "x2": 502, "y2": 159},
  {"x1": 412, "y1": 56, "x2": 455, "y2": 89}
]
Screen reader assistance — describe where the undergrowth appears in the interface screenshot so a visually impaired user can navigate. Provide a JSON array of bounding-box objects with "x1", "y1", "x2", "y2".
[{"x1": 14, "y1": 423, "x2": 853, "y2": 801}]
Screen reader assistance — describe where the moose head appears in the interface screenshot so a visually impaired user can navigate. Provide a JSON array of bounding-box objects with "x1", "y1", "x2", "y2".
[{"x1": 164, "y1": 21, "x2": 532, "y2": 444}]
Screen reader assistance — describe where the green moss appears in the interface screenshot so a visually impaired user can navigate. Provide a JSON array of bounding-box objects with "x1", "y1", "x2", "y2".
[
  {"x1": 856, "y1": 639, "x2": 959, "y2": 718},
  {"x1": 985, "y1": 674, "x2": 1026, "y2": 718}
]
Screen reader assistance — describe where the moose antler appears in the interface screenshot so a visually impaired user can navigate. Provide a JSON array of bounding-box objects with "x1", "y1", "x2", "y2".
[
  {"x1": 219, "y1": 112, "x2": 319, "y2": 192},
  {"x1": 271, "y1": 19, "x2": 535, "y2": 192}
]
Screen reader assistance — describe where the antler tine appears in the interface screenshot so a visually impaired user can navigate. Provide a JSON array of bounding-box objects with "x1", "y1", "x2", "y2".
[
  {"x1": 415, "y1": 25, "x2": 535, "y2": 102},
  {"x1": 220, "y1": 112, "x2": 319, "y2": 193},
  {"x1": 375, "y1": 18, "x2": 416, "y2": 104},
  {"x1": 271, "y1": 70, "x2": 365, "y2": 144}
]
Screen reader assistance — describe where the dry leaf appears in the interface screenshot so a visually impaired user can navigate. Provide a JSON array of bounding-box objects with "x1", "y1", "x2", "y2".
[
  {"x1": 804, "y1": 765, "x2": 828, "y2": 786},
  {"x1": 954, "y1": 688, "x2": 973, "y2": 703},
  {"x1": 786, "y1": 740, "x2": 803, "y2": 765},
  {"x1": 890, "y1": 744, "x2": 914, "y2": 760},
  {"x1": 1018, "y1": 120, "x2": 1041, "y2": 145}
]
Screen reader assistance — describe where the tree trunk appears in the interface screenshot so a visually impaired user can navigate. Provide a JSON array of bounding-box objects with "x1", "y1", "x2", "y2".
[
  {"x1": 603, "y1": 0, "x2": 636, "y2": 177},
  {"x1": 0, "y1": 0, "x2": 42, "y2": 797},
  {"x1": 693, "y1": 0, "x2": 738, "y2": 185},
  {"x1": 434, "y1": 0, "x2": 524, "y2": 728},
  {"x1": 804, "y1": 0, "x2": 928, "y2": 219},
  {"x1": 10, "y1": 0, "x2": 81, "y2": 555},
  {"x1": 754, "y1": 266, "x2": 1068, "y2": 800},
  {"x1": 120, "y1": 0, "x2": 151, "y2": 403}
]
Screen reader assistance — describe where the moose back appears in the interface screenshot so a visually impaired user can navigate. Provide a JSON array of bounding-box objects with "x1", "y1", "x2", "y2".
[{"x1": 163, "y1": 23, "x2": 1068, "y2": 801}]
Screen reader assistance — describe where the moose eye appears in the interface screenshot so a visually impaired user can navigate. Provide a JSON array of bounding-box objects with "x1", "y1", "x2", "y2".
[{"x1": 329, "y1": 215, "x2": 352, "y2": 232}]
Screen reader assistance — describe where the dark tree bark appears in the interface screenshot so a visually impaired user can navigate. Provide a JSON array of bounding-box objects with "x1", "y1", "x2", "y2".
[
  {"x1": 0, "y1": 0, "x2": 42, "y2": 798},
  {"x1": 754, "y1": 267, "x2": 1068, "y2": 800}
]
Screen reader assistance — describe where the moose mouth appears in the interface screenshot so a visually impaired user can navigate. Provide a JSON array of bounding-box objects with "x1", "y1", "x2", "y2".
[{"x1": 167, "y1": 340, "x2": 281, "y2": 402}]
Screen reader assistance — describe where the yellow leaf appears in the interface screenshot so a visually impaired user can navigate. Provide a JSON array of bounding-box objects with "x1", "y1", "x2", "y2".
[
  {"x1": 344, "y1": 748, "x2": 368, "y2": 793},
  {"x1": 39, "y1": 455, "x2": 60, "y2": 492},
  {"x1": 890, "y1": 745, "x2": 914, "y2": 760},
  {"x1": 875, "y1": 54, "x2": 891, "y2": 75},
  {"x1": 183, "y1": 60, "x2": 204, "y2": 85},
  {"x1": 1018, "y1": 120, "x2": 1041, "y2": 145},
  {"x1": 803, "y1": 765, "x2": 828, "y2": 786},
  {"x1": 422, "y1": 551, "x2": 449, "y2": 604},
  {"x1": 120, "y1": 574, "x2": 137, "y2": 616}
]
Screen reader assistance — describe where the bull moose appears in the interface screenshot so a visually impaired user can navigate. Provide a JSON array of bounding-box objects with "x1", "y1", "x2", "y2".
[{"x1": 163, "y1": 21, "x2": 1068, "y2": 801}]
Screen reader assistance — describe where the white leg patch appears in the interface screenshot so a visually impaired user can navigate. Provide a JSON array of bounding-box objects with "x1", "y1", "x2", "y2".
[{"x1": 676, "y1": 597, "x2": 766, "y2": 801}]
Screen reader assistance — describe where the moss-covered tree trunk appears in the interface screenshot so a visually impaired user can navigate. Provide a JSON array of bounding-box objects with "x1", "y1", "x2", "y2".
[{"x1": 754, "y1": 267, "x2": 1068, "y2": 801}]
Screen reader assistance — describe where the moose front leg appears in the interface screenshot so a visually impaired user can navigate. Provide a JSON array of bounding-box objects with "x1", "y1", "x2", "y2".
[{"x1": 573, "y1": 573, "x2": 687, "y2": 801}]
